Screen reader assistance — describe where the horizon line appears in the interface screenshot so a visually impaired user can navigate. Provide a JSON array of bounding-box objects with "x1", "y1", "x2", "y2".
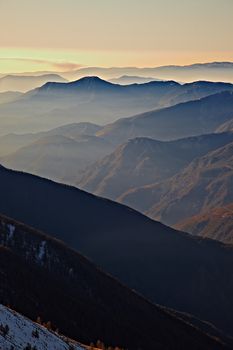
[{"x1": 1, "y1": 60, "x2": 233, "y2": 75}]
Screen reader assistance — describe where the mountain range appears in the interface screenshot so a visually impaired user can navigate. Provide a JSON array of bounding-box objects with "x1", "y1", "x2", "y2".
[
  {"x1": 97, "y1": 91, "x2": 233, "y2": 144},
  {"x1": 120, "y1": 141, "x2": 233, "y2": 237},
  {"x1": 0, "y1": 77, "x2": 233, "y2": 135},
  {"x1": 78, "y1": 132, "x2": 233, "y2": 200},
  {"x1": 1, "y1": 133, "x2": 113, "y2": 184},
  {"x1": 0, "y1": 122, "x2": 102, "y2": 157},
  {"x1": 1, "y1": 88, "x2": 233, "y2": 188},
  {"x1": 1, "y1": 65, "x2": 233, "y2": 349},
  {"x1": 77, "y1": 129, "x2": 233, "y2": 245},
  {"x1": 0, "y1": 122, "x2": 112, "y2": 184},
  {"x1": 61, "y1": 62, "x2": 233, "y2": 83},
  {"x1": 4, "y1": 62, "x2": 233, "y2": 83}
]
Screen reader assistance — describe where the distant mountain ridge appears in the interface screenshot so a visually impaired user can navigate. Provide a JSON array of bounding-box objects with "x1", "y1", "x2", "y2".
[
  {"x1": 109, "y1": 75, "x2": 162, "y2": 85},
  {"x1": 3, "y1": 62, "x2": 233, "y2": 82},
  {"x1": 0, "y1": 73, "x2": 67, "y2": 92},
  {"x1": 64, "y1": 62, "x2": 233, "y2": 83},
  {"x1": 97, "y1": 91, "x2": 233, "y2": 144},
  {"x1": 0, "y1": 77, "x2": 233, "y2": 135},
  {"x1": 1, "y1": 132, "x2": 114, "y2": 184},
  {"x1": 0, "y1": 122, "x2": 102, "y2": 157},
  {"x1": 78, "y1": 132, "x2": 233, "y2": 200}
]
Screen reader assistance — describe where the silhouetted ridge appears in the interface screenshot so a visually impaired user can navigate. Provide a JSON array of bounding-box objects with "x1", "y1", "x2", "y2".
[
  {"x1": 0, "y1": 213, "x2": 226, "y2": 350},
  {"x1": 0, "y1": 165, "x2": 233, "y2": 338}
]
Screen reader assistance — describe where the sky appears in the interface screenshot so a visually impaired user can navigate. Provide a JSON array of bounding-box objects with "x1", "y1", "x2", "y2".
[{"x1": 0, "y1": 0, "x2": 233, "y2": 73}]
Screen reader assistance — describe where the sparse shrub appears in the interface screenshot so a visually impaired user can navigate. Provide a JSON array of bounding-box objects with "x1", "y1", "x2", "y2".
[
  {"x1": 23, "y1": 344, "x2": 32, "y2": 350},
  {"x1": 32, "y1": 329, "x2": 39, "y2": 338},
  {"x1": 44, "y1": 321, "x2": 52, "y2": 330},
  {"x1": 96, "y1": 340, "x2": 105, "y2": 349},
  {"x1": 23, "y1": 344, "x2": 37, "y2": 350},
  {"x1": 0, "y1": 323, "x2": 9, "y2": 337},
  {"x1": 36, "y1": 316, "x2": 42, "y2": 324}
]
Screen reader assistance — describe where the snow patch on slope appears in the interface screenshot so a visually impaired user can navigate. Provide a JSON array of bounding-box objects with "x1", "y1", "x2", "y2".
[
  {"x1": 37, "y1": 240, "x2": 46, "y2": 262},
  {"x1": 0, "y1": 304, "x2": 85, "y2": 350},
  {"x1": 7, "y1": 224, "x2": 15, "y2": 239}
]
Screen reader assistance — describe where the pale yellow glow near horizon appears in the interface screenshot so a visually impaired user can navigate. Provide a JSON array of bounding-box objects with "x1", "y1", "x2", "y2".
[
  {"x1": 0, "y1": 0, "x2": 233, "y2": 73},
  {"x1": 1, "y1": 48, "x2": 233, "y2": 74}
]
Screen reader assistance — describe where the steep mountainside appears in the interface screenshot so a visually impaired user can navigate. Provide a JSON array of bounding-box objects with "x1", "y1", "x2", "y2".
[
  {"x1": 0, "y1": 214, "x2": 224, "y2": 350},
  {"x1": 146, "y1": 141, "x2": 233, "y2": 225},
  {"x1": 121, "y1": 141, "x2": 233, "y2": 226},
  {"x1": 78, "y1": 132, "x2": 233, "y2": 200},
  {"x1": 1, "y1": 134, "x2": 114, "y2": 183},
  {"x1": 175, "y1": 203, "x2": 233, "y2": 244},
  {"x1": 0, "y1": 166, "x2": 233, "y2": 337},
  {"x1": 216, "y1": 118, "x2": 233, "y2": 133},
  {"x1": 0, "y1": 304, "x2": 84, "y2": 350},
  {"x1": 97, "y1": 91, "x2": 233, "y2": 144},
  {"x1": 0, "y1": 78, "x2": 233, "y2": 135}
]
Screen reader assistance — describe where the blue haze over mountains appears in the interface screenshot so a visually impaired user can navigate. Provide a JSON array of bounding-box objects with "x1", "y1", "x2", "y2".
[{"x1": 1, "y1": 62, "x2": 233, "y2": 349}]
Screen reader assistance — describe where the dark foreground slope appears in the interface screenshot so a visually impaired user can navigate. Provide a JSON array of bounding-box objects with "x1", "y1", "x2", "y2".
[
  {"x1": 0, "y1": 165, "x2": 233, "y2": 337},
  {"x1": 0, "y1": 214, "x2": 224, "y2": 350}
]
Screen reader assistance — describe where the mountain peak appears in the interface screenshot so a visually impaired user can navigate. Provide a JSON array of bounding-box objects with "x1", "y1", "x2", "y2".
[
  {"x1": 70, "y1": 75, "x2": 116, "y2": 89},
  {"x1": 38, "y1": 76, "x2": 115, "y2": 92},
  {"x1": 76, "y1": 75, "x2": 111, "y2": 83}
]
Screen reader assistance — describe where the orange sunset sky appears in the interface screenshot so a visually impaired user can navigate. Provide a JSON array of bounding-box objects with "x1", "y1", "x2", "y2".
[{"x1": 0, "y1": 0, "x2": 233, "y2": 73}]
